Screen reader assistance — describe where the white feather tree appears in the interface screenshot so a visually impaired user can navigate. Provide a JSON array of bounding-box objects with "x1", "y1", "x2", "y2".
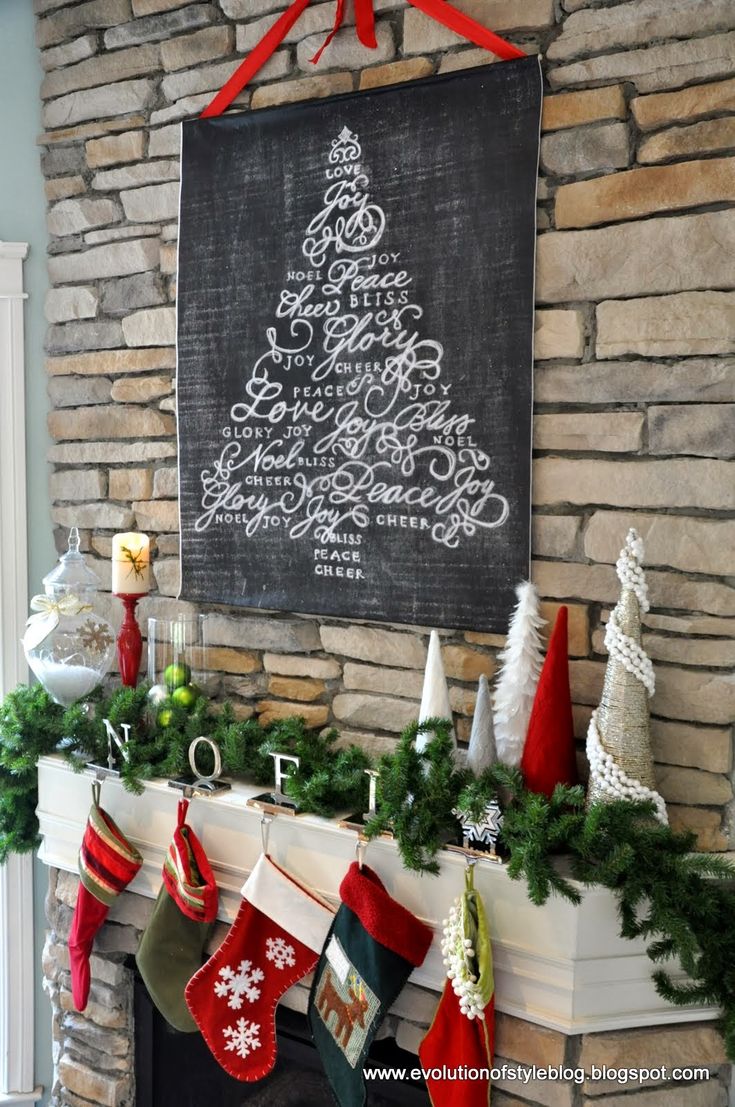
[
  {"x1": 466, "y1": 674, "x2": 497, "y2": 775},
  {"x1": 493, "y1": 582, "x2": 546, "y2": 767}
]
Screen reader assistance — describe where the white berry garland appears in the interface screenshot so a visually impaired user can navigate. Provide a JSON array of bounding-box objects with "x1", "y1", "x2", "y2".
[
  {"x1": 616, "y1": 529, "x2": 650, "y2": 613},
  {"x1": 440, "y1": 899, "x2": 486, "y2": 1020},
  {"x1": 587, "y1": 710, "x2": 668, "y2": 824},
  {"x1": 607, "y1": 529, "x2": 655, "y2": 695},
  {"x1": 604, "y1": 610, "x2": 656, "y2": 697}
]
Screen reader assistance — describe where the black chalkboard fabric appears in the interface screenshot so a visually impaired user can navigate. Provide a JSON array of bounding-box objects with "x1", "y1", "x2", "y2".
[{"x1": 177, "y1": 56, "x2": 542, "y2": 633}]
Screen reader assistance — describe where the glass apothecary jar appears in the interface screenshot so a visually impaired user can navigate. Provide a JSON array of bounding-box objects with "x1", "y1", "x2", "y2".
[
  {"x1": 147, "y1": 615, "x2": 214, "y2": 723},
  {"x1": 23, "y1": 528, "x2": 115, "y2": 706}
]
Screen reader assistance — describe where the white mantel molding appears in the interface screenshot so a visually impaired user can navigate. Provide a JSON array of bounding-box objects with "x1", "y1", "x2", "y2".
[
  {"x1": 0, "y1": 241, "x2": 30, "y2": 264},
  {"x1": 37, "y1": 754, "x2": 716, "y2": 1036}
]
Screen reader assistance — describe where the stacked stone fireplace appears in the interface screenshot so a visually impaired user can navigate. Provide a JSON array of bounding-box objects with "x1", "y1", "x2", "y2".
[{"x1": 42, "y1": 866, "x2": 732, "y2": 1107}]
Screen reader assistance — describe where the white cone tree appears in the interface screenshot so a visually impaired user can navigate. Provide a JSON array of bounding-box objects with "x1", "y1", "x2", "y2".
[
  {"x1": 466, "y1": 674, "x2": 497, "y2": 775},
  {"x1": 416, "y1": 630, "x2": 455, "y2": 752},
  {"x1": 493, "y1": 582, "x2": 545, "y2": 767}
]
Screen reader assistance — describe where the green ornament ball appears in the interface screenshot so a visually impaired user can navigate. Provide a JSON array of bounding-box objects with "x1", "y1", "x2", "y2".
[
  {"x1": 164, "y1": 662, "x2": 191, "y2": 691},
  {"x1": 157, "y1": 706, "x2": 174, "y2": 729},
  {"x1": 171, "y1": 684, "x2": 199, "y2": 712}
]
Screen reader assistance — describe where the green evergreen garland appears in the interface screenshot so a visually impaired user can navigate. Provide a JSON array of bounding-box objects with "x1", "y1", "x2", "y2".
[
  {"x1": 363, "y1": 719, "x2": 466, "y2": 874},
  {"x1": 2, "y1": 689, "x2": 735, "y2": 1058},
  {"x1": 498, "y1": 770, "x2": 735, "y2": 1058},
  {"x1": 369, "y1": 751, "x2": 735, "y2": 1058},
  {"x1": 0, "y1": 684, "x2": 65, "y2": 861},
  {"x1": 0, "y1": 683, "x2": 369, "y2": 859}
]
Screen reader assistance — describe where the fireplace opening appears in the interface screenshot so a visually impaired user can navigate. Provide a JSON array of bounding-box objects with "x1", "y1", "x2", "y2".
[{"x1": 134, "y1": 970, "x2": 430, "y2": 1106}]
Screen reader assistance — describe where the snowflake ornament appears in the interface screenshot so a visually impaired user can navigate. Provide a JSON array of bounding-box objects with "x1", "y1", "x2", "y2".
[
  {"x1": 453, "y1": 801, "x2": 503, "y2": 853},
  {"x1": 223, "y1": 1017, "x2": 261, "y2": 1059},
  {"x1": 79, "y1": 619, "x2": 114, "y2": 654},
  {"x1": 214, "y1": 960, "x2": 265, "y2": 1010},
  {"x1": 265, "y1": 935, "x2": 296, "y2": 971}
]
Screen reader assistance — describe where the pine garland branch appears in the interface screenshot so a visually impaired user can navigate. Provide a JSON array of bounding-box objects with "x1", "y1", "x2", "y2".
[
  {"x1": 364, "y1": 718, "x2": 468, "y2": 874},
  {"x1": 0, "y1": 685, "x2": 65, "y2": 861}
]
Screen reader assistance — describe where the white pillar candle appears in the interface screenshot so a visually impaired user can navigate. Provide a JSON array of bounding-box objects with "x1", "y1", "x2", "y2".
[{"x1": 112, "y1": 532, "x2": 150, "y2": 595}]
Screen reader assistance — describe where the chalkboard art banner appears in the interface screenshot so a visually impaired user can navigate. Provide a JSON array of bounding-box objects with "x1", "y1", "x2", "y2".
[{"x1": 177, "y1": 57, "x2": 542, "y2": 632}]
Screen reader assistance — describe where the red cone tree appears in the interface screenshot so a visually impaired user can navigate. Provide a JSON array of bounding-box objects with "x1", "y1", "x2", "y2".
[{"x1": 520, "y1": 606, "x2": 578, "y2": 798}]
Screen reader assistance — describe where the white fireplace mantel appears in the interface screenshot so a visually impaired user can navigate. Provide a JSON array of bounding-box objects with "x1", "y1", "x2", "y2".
[{"x1": 37, "y1": 754, "x2": 716, "y2": 1036}]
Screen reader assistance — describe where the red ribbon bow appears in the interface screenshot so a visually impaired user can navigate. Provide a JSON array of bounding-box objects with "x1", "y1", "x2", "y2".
[{"x1": 201, "y1": 0, "x2": 526, "y2": 118}]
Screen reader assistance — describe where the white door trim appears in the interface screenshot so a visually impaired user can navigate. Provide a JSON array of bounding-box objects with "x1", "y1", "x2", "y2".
[
  {"x1": 0, "y1": 240, "x2": 29, "y2": 696},
  {"x1": 0, "y1": 241, "x2": 38, "y2": 1101}
]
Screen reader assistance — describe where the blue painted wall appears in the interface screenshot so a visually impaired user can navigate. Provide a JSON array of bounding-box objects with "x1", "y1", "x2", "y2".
[{"x1": 0, "y1": 0, "x2": 56, "y2": 1101}]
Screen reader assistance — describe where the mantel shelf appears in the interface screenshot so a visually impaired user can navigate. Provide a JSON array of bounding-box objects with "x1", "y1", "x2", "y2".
[{"x1": 36, "y1": 755, "x2": 715, "y2": 1036}]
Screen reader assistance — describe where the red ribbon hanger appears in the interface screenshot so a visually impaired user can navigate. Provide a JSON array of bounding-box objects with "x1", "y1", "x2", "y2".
[{"x1": 201, "y1": 0, "x2": 526, "y2": 119}]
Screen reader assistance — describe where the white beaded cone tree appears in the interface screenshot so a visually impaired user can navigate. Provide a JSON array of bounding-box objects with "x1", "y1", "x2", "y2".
[{"x1": 586, "y1": 529, "x2": 668, "y2": 824}]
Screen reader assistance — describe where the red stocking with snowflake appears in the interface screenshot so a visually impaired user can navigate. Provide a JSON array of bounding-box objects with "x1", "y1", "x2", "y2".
[{"x1": 185, "y1": 853, "x2": 334, "y2": 1080}]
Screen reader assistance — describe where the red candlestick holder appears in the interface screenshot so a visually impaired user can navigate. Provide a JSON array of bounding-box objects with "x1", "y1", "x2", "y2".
[{"x1": 115, "y1": 593, "x2": 144, "y2": 687}]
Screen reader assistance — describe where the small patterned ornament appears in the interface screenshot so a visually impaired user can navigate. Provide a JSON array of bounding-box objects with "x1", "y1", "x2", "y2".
[
  {"x1": 79, "y1": 619, "x2": 115, "y2": 655},
  {"x1": 453, "y1": 801, "x2": 503, "y2": 854}
]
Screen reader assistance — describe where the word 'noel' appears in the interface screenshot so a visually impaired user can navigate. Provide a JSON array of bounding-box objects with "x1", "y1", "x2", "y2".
[{"x1": 197, "y1": 126, "x2": 509, "y2": 561}]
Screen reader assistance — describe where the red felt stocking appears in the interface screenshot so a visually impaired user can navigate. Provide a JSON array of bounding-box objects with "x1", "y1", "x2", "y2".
[
  {"x1": 185, "y1": 853, "x2": 334, "y2": 1081},
  {"x1": 420, "y1": 986, "x2": 495, "y2": 1107},
  {"x1": 68, "y1": 783, "x2": 143, "y2": 1010},
  {"x1": 419, "y1": 865, "x2": 495, "y2": 1107},
  {"x1": 69, "y1": 886, "x2": 110, "y2": 1011}
]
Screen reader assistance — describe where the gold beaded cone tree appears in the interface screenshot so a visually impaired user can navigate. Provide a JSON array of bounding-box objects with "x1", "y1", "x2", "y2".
[{"x1": 586, "y1": 529, "x2": 668, "y2": 824}]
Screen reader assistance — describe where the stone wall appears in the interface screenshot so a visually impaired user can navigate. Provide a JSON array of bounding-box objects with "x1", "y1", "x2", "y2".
[
  {"x1": 35, "y1": 0, "x2": 735, "y2": 849},
  {"x1": 42, "y1": 870, "x2": 732, "y2": 1107}
]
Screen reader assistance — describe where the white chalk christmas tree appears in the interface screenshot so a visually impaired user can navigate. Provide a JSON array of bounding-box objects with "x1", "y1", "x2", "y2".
[
  {"x1": 195, "y1": 126, "x2": 511, "y2": 583},
  {"x1": 493, "y1": 582, "x2": 545, "y2": 767}
]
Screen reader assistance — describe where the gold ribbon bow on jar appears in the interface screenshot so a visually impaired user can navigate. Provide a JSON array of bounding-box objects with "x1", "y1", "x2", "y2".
[{"x1": 23, "y1": 593, "x2": 93, "y2": 652}]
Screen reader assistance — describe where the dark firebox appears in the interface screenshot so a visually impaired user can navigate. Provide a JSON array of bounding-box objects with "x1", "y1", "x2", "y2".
[{"x1": 134, "y1": 972, "x2": 429, "y2": 1107}]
